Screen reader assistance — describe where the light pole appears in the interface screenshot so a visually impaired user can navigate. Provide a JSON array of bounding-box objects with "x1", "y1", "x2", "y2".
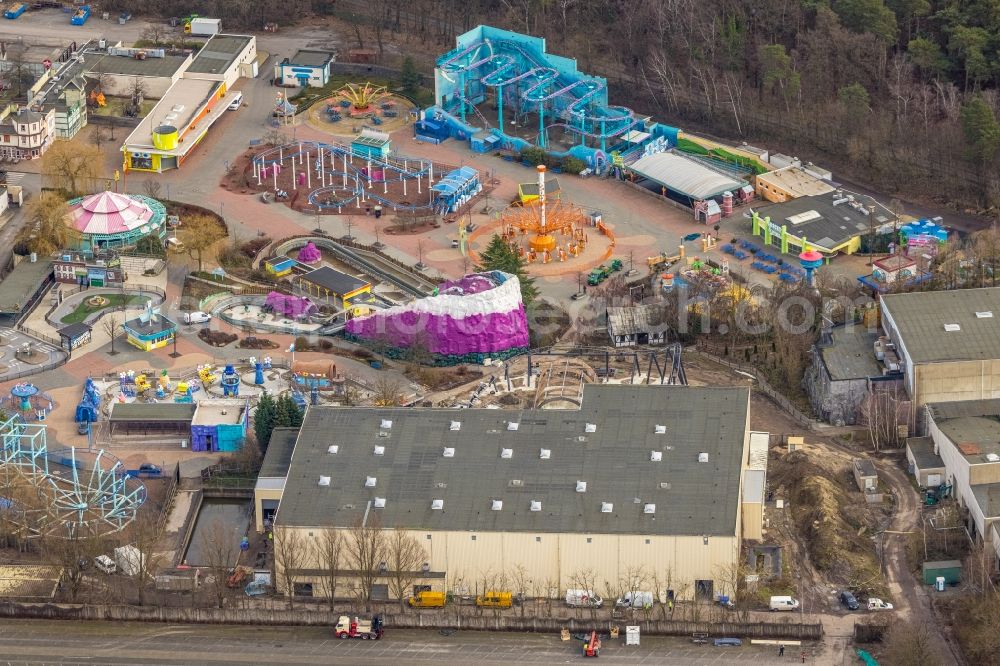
[{"x1": 170, "y1": 329, "x2": 180, "y2": 358}]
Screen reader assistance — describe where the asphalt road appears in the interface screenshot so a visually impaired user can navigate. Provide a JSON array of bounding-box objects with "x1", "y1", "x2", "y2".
[{"x1": 0, "y1": 620, "x2": 814, "y2": 665}]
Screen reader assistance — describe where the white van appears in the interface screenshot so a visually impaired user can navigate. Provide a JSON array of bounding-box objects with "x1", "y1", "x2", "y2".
[
  {"x1": 94, "y1": 554, "x2": 117, "y2": 574},
  {"x1": 565, "y1": 589, "x2": 603, "y2": 608},
  {"x1": 228, "y1": 92, "x2": 243, "y2": 110},
  {"x1": 769, "y1": 595, "x2": 800, "y2": 611},
  {"x1": 616, "y1": 591, "x2": 654, "y2": 609},
  {"x1": 166, "y1": 237, "x2": 185, "y2": 252}
]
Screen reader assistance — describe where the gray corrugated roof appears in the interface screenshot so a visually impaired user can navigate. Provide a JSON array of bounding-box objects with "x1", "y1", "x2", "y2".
[
  {"x1": 260, "y1": 427, "x2": 298, "y2": 478},
  {"x1": 110, "y1": 402, "x2": 196, "y2": 422},
  {"x1": 854, "y1": 458, "x2": 877, "y2": 478},
  {"x1": 629, "y1": 151, "x2": 744, "y2": 200},
  {"x1": 926, "y1": 400, "x2": 1000, "y2": 462},
  {"x1": 297, "y1": 266, "x2": 368, "y2": 295},
  {"x1": 289, "y1": 50, "x2": 334, "y2": 68},
  {"x1": 85, "y1": 53, "x2": 189, "y2": 79},
  {"x1": 752, "y1": 192, "x2": 895, "y2": 252},
  {"x1": 606, "y1": 305, "x2": 669, "y2": 338},
  {"x1": 742, "y1": 469, "x2": 765, "y2": 503},
  {"x1": 188, "y1": 35, "x2": 253, "y2": 75},
  {"x1": 881, "y1": 287, "x2": 1000, "y2": 364},
  {"x1": 0, "y1": 259, "x2": 52, "y2": 313},
  {"x1": 275, "y1": 385, "x2": 751, "y2": 536},
  {"x1": 821, "y1": 325, "x2": 881, "y2": 381},
  {"x1": 906, "y1": 437, "x2": 944, "y2": 471},
  {"x1": 57, "y1": 323, "x2": 91, "y2": 339}
]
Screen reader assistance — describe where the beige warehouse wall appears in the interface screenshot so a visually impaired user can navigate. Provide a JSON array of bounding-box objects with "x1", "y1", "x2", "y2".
[
  {"x1": 280, "y1": 526, "x2": 739, "y2": 602},
  {"x1": 253, "y1": 488, "x2": 283, "y2": 533},
  {"x1": 915, "y1": 361, "x2": 1000, "y2": 408},
  {"x1": 742, "y1": 502, "x2": 763, "y2": 541}
]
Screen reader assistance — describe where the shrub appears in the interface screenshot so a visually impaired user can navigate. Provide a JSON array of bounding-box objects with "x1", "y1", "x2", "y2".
[
  {"x1": 217, "y1": 246, "x2": 251, "y2": 270},
  {"x1": 134, "y1": 234, "x2": 166, "y2": 258},
  {"x1": 240, "y1": 237, "x2": 271, "y2": 258},
  {"x1": 318, "y1": 339, "x2": 334, "y2": 351},
  {"x1": 294, "y1": 335, "x2": 311, "y2": 351},
  {"x1": 198, "y1": 329, "x2": 237, "y2": 346},
  {"x1": 519, "y1": 146, "x2": 547, "y2": 166},
  {"x1": 562, "y1": 156, "x2": 586, "y2": 174}
]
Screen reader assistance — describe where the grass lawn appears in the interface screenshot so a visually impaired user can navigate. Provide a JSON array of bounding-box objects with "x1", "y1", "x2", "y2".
[{"x1": 60, "y1": 294, "x2": 147, "y2": 325}]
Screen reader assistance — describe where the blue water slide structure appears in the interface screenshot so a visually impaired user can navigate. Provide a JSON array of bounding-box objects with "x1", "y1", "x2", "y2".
[{"x1": 433, "y1": 26, "x2": 645, "y2": 159}]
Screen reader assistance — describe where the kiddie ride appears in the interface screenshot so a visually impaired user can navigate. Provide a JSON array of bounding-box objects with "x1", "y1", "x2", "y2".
[
  {"x1": 334, "y1": 615, "x2": 384, "y2": 640},
  {"x1": 587, "y1": 259, "x2": 622, "y2": 286}
]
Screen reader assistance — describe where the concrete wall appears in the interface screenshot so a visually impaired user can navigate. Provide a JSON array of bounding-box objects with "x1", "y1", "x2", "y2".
[
  {"x1": 279, "y1": 527, "x2": 739, "y2": 602},
  {"x1": 913, "y1": 360, "x2": 1000, "y2": 408},
  {"x1": 802, "y1": 350, "x2": 868, "y2": 426}
]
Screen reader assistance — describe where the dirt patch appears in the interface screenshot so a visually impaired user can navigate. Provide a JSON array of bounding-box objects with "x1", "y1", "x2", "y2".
[
  {"x1": 198, "y1": 330, "x2": 238, "y2": 347},
  {"x1": 769, "y1": 448, "x2": 889, "y2": 600}
]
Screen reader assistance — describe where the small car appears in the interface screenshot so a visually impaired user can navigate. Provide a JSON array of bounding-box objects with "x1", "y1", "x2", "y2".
[
  {"x1": 138, "y1": 463, "x2": 162, "y2": 475},
  {"x1": 184, "y1": 311, "x2": 212, "y2": 324},
  {"x1": 228, "y1": 92, "x2": 243, "y2": 110},
  {"x1": 451, "y1": 239, "x2": 460, "y2": 248},
  {"x1": 867, "y1": 598, "x2": 894, "y2": 611},
  {"x1": 839, "y1": 590, "x2": 859, "y2": 611}
]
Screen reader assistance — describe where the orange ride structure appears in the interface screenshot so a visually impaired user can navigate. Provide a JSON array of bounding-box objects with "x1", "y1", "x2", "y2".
[
  {"x1": 335, "y1": 82, "x2": 390, "y2": 113},
  {"x1": 499, "y1": 165, "x2": 612, "y2": 265}
]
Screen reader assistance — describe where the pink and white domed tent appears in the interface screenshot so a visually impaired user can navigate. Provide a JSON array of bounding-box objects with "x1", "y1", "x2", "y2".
[{"x1": 66, "y1": 190, "x2": 168, "y2": 250}]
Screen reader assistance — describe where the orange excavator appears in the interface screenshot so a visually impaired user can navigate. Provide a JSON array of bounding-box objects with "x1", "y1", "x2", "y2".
[{"x1": 582, "y1": 630, "x2": 601, "y2": 657}]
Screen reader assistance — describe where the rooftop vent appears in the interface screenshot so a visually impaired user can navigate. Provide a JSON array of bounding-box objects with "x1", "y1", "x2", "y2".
[
  {"x1": 660, "y1": 482, "x2": 671, "y2": 490},
  {"x1": 443, "y1": 447, "x2": 455, "y2": 458},
  {"x1": 501, "y1": 448, "x2": 513, "y2": 459},
  {"x1": 944, "y1": 323, "x2": 961, "y2": 332},
  {"x1": 509, "y1": 479, "x2": 524, "y2": 488},
  {"x1": 377, "y1": 431, "x2": 390, "y2": 438},
  {"x1": 373, "y1": 497, "x2": 386, "y2": 508},
  {"x1": 977, "y1": 311, "x2": 994, "y2": 319},
  {"x1": 650, "y1": 451, "x2": 663, "y2": 462},
  {"x1": 539, "y1": 448, "x2": 551, "y2": 459},
  {"x1": 584, "y1": 423, "x2": 596, "y2": 433},
  {"x1": 601, "y1": 502, "x2": 613, "y2": 513},
  {"x1": 450, "y1": 420, "x2": 461, "y2": 431},
  {"x1": 988, "y1": 453, "x2": 1000, "y2": 463},
  {"x1": 365, "y1": 476, "x2": 377, "y2": 488},
  {"x1": 654, "y1": 425, "x2": 666, "y2": 434},
  {"x1": 431, "y1": 499, "x2": 444, "y2": 510},
  {"x1": 327, "y1": 445, "x2": 339, "y2": 454},
  {"x1": 698, "y1": 452, "x2": 709, "y2": 463},
  {"x1": 576, "y1": 481, "x2": 587, "y2": 493},
  {"x1": 529, "y1": 500, "x2": 542, "y2": 512},
  {"x1": 373, "y1": 445, "x2": 385, "y2": 456},
  {"x1": 507, "y1": 422, "x2": 519, "y2": 431},
  {"x1": 491, "y1": 499, "x2": 503, "y2": 511},
  {"x1": 644, "y1": 503, "x2": 656, "y2": 514},
  {"x1": 318, "y1": 475, "x2": 330, "y2": 486},
  {"x1": 380, "y1": 419, "x2": 393, "y2": 429}
]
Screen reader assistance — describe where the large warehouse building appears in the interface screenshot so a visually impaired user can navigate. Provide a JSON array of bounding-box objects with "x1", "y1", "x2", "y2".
[{"x1": 259, "y1": 385, "x2": 759, "y2": 602}]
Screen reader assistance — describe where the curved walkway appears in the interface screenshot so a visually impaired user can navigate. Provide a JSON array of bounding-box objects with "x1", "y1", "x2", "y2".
[{"x1": 45, "y1": 285, "x2": 167, "y2": 329}]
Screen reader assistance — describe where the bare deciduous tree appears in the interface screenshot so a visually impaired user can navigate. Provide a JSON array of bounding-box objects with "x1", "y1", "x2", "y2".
[
  {"x1": 273, "y1": 527, "x2": 310, "y2": 609},
  {"x1": 125, "y1": 508, "x2": 165, "y2": 606},
  {"x1": 346, "y1": 514, "x2": 387, "y2": 612},
  {"x1": 385, "y1": 527, "x2": 427, "y2": 611},
  {"x1": 102, "y1": 315, "x2": 121, "y2": 356},
  {"x1": 861, "y1": 383, "x2": 906, "y2": 452},
  {"x1": 372, "y1": 377, "x2": 402, "y2": 406},
  {"x1": 315, "y1": 529, "x2": 344, "y2": 610},
  {"x1": 198, "y1": 519, "x2": 238, "y2": 608}
]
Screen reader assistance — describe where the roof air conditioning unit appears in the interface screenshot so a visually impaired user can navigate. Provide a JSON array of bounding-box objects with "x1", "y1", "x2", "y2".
[
  {"x1": 373, "y1": 445, "x2": 385, "y2": 456},
  {"x1": 654, "y1": 425, "x2": 666, "y2": 434},
  {"x1": 987, "y1": 453, "x2": 1000, "y2": 463},
  {"x1": 431, "y1": 499, "x2": 444, "y2": 510},
  {"x1": 380, "y1": 419, "x2": 393, "y2": 429},
  {"x1": 318, "y1": 476, "x2": 330, "y2": 486},
  {"x1": 529, "y1": 500, "x2": 542, "y2": 512},
  {"x1": 373, "y1": 497, "x2": 386, "y2": 508},
  {"x1": 644, "y1": 503, "x2": 656, "y2": 514},
  {"x1": 698, "y1": 452, "x2": 709, "y2": 463},
  {"x1": 443, "y1": 447, "x2": 455, "y2": 458},
  {"x1": 450, "y1": 421, "x2": 461, "y2": 431},
  {"x1": 501, "y1": 448, "x2": 513, "y2": 459},
  {"x1": 584, "y1": 423, "x2": 596, "y2": 433},
  {"x1": 365, "y1": 476, "x2": 376, "y2": 488},
  {"x1": 650, "y1": 451, "x2": 663, "y2": 462},
  {"x1": 601, "y1": 502, "x2": 613, "y2": 513},
  {"x1": 576, "y1": 481, "x2": 587, "y2": 493},
  {"x1": 491, "y1": 499, "x2": 503, "y2": 511},
  {"x1": 539, "y1": 448, "x2": 551, "y2": 459},
  {"x1": 507, "y1": 422, "x2": 519, "y2": 431},
  {"x1": 327, "y1": 445, "x2": 339, "y2": 454}
]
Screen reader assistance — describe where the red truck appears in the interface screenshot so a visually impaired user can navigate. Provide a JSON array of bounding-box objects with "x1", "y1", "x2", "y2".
[{"x1": 334, "y1": 615, "x2": 384, "y2": 640}]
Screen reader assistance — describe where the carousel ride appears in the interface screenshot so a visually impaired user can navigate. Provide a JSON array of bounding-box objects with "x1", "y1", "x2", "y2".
[{"x1": 495, "y1": 165, "x2": 613, "y2": 265}]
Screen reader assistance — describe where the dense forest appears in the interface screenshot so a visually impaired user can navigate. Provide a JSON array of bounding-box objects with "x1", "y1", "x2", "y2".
[{"x1": 107, "y1": 0, "x2": 1000, "y2": 212}]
